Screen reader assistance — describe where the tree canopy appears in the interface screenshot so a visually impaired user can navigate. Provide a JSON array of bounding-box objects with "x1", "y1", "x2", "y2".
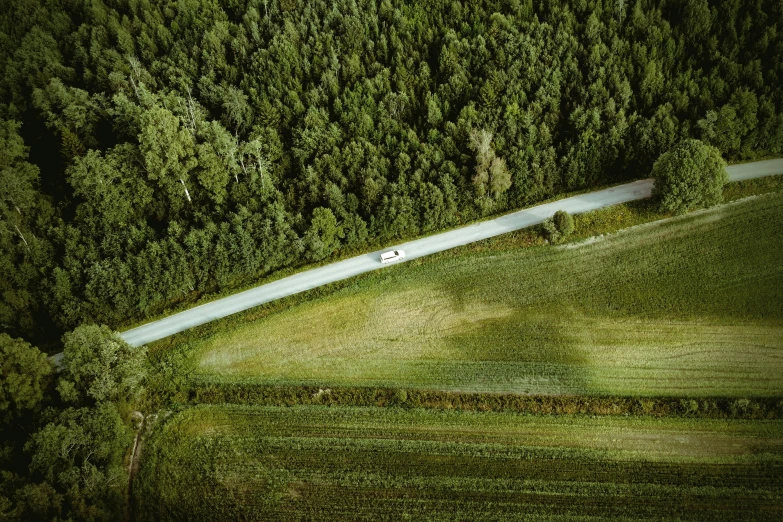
[
  {"x1": 0, "y1": 0, "x2": 780, "y2": 347},
  {"x1": 652, "y1": 139, "x2": 729, "y2": 214},
  {"x1": 58, "y1": 324, "x2": 148, "y2": 406},
  {"x1": 0, "y1": 328, "x2": 139, "y2": 522},
  {"x1": 0, "y1": 334, "x2": 53, "y2": 423}
]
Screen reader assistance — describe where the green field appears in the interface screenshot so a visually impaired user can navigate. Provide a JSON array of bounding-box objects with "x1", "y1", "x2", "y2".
[
  {"x1": 186, "y1": 193, "x2": 783, "y2": 396},
  {"x1": 133, "y1": 405, "x2": 783, "y2": 521}
]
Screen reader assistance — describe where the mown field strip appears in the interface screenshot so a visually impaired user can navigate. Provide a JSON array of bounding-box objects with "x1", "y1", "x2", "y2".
[
  {"x1": 188, "y1": 192, "x2": 783, "y2": 396},
  {"x1": 134, "y1": 405, "x2": 783, "y2": 522}
]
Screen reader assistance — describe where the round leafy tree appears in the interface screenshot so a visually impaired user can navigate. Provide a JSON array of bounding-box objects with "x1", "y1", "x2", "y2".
[
  {"x1": 0, "y1": 334, "x2": 53, "y2": 423},
  {"x1": 58, "y1": 324, "x2": 148, "y2": 405},
  {"x1": 652, "y1": 139, "x2": 728, "y2": 214}
]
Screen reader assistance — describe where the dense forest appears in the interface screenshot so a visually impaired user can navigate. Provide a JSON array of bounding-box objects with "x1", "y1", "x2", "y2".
[
  {"x1": 1, "y1": 0, "x2": 782, "y2": 519},
  {"x1": 1, "y1": 0, "x2": 781, "y2": 349}
]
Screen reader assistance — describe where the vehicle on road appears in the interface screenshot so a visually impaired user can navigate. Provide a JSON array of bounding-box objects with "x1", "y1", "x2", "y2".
[{"x1": 380, "y1": 250, "x2": 405, "y2": 263}]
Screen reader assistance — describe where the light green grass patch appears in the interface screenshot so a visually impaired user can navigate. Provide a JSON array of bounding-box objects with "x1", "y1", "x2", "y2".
[{"x1": 190, "y1": 194, "x2": 783, "y2": 396}]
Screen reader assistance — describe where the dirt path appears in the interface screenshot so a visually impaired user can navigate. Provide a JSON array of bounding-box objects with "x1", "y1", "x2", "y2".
[{"x1": 126, "y1": 411, "x2": 145, "y2": 522}]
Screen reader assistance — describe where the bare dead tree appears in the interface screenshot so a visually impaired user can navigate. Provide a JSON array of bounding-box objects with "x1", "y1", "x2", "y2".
[
  {"x1": 127, "y1": 55, "x2": 143, "y2": 99},
  {"x1": 14, "y1": 224, "x2": 28, "y2": 249},
  {"x1": 185, "y1": 86, "x2": 199, "y2": 134},
  {"x1": 237, "y1": 141, "x2": 248, "y2": 177}
]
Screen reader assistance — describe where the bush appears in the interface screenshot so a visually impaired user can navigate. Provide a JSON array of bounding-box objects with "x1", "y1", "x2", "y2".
[
  {"x1": 553, "y1": 210, "x2": 574, "y2": 236},
  {"x1": 543, "y1": 210, "x2": 575, "y2": 244},
  {"x1": 652, "y1": 139, "x2": 729, "y2": 214}
]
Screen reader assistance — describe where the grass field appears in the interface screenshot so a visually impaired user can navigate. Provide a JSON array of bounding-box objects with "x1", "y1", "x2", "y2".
[
  {"x1": 185, "y1": 193, "x2": 783, "y2": 396},
  {"x1": 133, "y1": 405, "x2": 783, "y2": 521}
]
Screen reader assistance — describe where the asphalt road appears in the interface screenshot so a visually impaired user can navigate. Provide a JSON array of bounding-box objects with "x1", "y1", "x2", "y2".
[{"x1": 119, "y1": 158, "x2": 783, "y2": 347}]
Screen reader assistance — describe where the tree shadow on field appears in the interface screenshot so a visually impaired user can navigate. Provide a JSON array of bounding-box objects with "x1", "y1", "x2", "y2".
[{"x1": 439, "y1": 310, "x2": 592, "y2": 395}]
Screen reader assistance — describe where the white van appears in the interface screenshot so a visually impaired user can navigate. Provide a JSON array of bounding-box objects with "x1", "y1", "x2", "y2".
[{"x1": 380, "y1": 250, "x2": 405, "y2": 263}]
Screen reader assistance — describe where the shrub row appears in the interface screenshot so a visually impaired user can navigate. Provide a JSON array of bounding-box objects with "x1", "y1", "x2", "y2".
[{"x1": 189, "y1": 383, "x2": 783, "y2": 419}]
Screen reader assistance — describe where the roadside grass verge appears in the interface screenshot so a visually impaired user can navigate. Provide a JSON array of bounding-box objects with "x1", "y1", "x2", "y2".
[
  {"x1": 143, "y1": 175, "x2": 783, "y2": 356},
  {"x1": 133, "y1": 405, "x2": 783, "y2": 522},
  {"x1": 119, "y1": 177, "x2": 643, "y2": 332},
  {"x1": 167, "y1": 190, "x2": 783, "y2": 396}
]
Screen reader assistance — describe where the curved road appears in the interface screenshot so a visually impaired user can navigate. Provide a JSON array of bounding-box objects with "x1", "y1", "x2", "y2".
[{"x1": 120, "y1": 158, "x2": 783, "y2": 347}]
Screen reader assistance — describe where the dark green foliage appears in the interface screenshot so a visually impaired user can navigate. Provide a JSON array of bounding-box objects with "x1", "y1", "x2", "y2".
[
  {"x1": 304, "y1": 207, "x2": 343, "y2": 261},
  {"x1": 0, "y1": 334, "x2": 52, "y2": 423},
  {"x1": 0, "y1": 327, "x2": 141, "y2": 522},
  {"x1": 58, "y1": 324, "x2": 148, "y2": 406},
  {"x1": 23, "y1": 404, "x2": 132, "y2": 522},
  {"x1": 0, "y1": 120, "x2": 56, "y2": 346},
  {"x1": 0, "y1": 0, "x2": 781, "y2": 339},
  {"x1": 652, "y1": 139, "x2": 729, "y2": 214},
  {"x1": 1, "y1": 480, "x2": 62, "y2": 522}
]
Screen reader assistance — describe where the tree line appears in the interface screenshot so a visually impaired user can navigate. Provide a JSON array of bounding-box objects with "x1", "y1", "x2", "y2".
[
  {"x1": 2, "y1": 0, "x2": 782, "y2": 348},
  {"x1": 1, "y1": 327, "x2": 148, "y2": 521}
]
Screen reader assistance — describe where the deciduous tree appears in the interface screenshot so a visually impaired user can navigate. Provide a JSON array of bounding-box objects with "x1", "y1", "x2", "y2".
[
  {"x1": 652, "y1": 139, "x2": 728, "y2": 214},
  {"x1": 0, "y1": 335, "x2": 53, "y2": 423},
  {"x1": 57, "y1": 325, "x2": 148, "y2": 406}
]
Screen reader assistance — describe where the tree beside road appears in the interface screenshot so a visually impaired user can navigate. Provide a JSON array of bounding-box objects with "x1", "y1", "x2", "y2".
[{"x1": 652, "y1": 140, "x2": 729, "y2": 214}]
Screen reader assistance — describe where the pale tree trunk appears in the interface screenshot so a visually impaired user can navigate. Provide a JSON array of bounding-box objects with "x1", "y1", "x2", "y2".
[
  {"x1": 14, "y1": 225, "x2": 29, "y2": 249},
  {"x1": 179, "y1": 179, "x2": 192, "y2": 202},
  {"x1": 129, "y1": 76, "x2": 140, "y2": 99},
  {"x1": 179, "y1": 99, "x2": 196, "y2": 137},
  {"x1": 255, "y1": 153, "x2": 268, "y2": 182},
  {"x1": 238, "y1": 147, "x2": 248, "y2": 177},
  {"x1": 231, "y1": 134, "x2": 240, "y2": 183},
  {"x1": 128, "y1": 56, "x2": 142, "y2": 100}
]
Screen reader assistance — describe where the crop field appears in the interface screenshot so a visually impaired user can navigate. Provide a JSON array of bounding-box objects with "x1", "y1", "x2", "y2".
[
  {"x1": 186, "y1": 193, "x2": 783, "y2": 396},
  {"x1": 133, "y1": 405, "x2": 783, "y2": 521}
]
